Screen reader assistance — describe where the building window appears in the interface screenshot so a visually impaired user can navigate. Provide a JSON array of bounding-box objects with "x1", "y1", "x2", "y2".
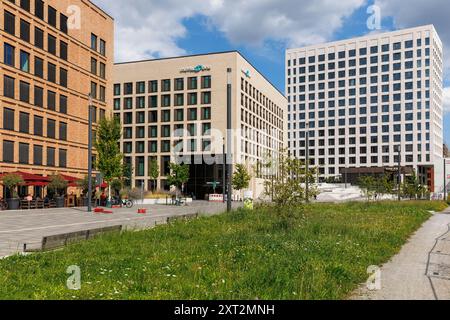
[
  {"x1": 201, "y1": 107, "x2": 211, "y2": 120},
  {"x1": 60, "y1": 95, "x2": 68, "y2": 114},
  {"x1": 47, "y1": 119, "x2": 56, "y2": 139},
  {"x1": 201, "y1": 92, "x2": 211, "y2": 104},
  {"x1": 90, "y1": 82, "x2": 97, "y2": 99},
  {"x1": 99, "y1": 63, "x2": 106, "y2": 79},
  {"x1": 60, "y1": 68, "x2": 68, "y2": 87},
  {"x1": 3, "y1": 141, "x2": 14, "y2": 163},
  {"x1": 124, "y1": 82, "x2": 133, "y2": 95},
  {"x1": 19, "y1": 143, "x2": 29, "y2": 164},
  {"x1": 21, "y1": 0, "x2": 31, "y2": 11},
  {"x1": 188, "y1": 77, "x2": 197, "y2": 90},
  {"x1": 201, "y1": 76, "x2": 211, "y2": 89},
  {"x1": 135, "y1": 157, "x2": 145, "y2": 176},
  {"x1": 149, "y1": 80, "x2": 158, "y2": 93},
  {"x1": 60, "y1": 41, "x2": 68, "y2": 60},
  {"x1": 47, "y1": 147, "x2": 55, "y2": 166},
  {"x1": 175, "y1": 78, "x2": 184, "y2": 91},
  {"x1": 162, "y1": 79, "x2": 171, "y2": 92},
  {"x1": 4, "y1": 11, "x2": 15, "y2": 36},
  {"x1": 91, "y1": 33, "x2": 98, "y2": 51},
  {"x1": 34, "y1": 86, "x2": 43, "y2": 107},
  {"x1": 188, "y1": 93, "x2": 197, "y2": 105},
  {"x1": 99, "y1": 39, "x2": 106, "y2": 56},
  {"x1": 114, "y1": 84, "x2": 121, "y2": 96},
  {"x1": 20, "y1": 51, "x2": 30, "y2": 72},
  {"x1": 162, "y1": 95, "x2": 171, "y2": 107},
  {"x1": 59, "y1": 149, "x2": 67, "y2": 168},
  {"x1": 33, "y1": 145, "x2": 43, "y2": 165},
  {"x1": 48, "y1": 34, "x2": 57, "y2": 55},
  {"x1": 3, "y1": 108, "x2": 15, "y2": 131},
  {"x1": 19, "y1": 81, "x2": 30, "y2": 102},
  {"x1": 47, "y1": 91, "x2": 56, "y2": 110},
  {"x1": 19, "y1": 112, "x2": 29, "y2": 133},
  {"x1": 4, "y1": 43, "x2": 15, "y2": 67},
  {"x1": 47, "y1": 63, "x2": 56, "y2": 83},
  {"x1": 60, "y1": 14, "x2": 68, "y2": 34},
  {"x1": 34, "y1": 57, "x2": 43, "y2": 78},
  {"x1": 3, "y1": 76, "x2": 15, "y2": 99},
  {"x1": 35, "y1": 0, "x2": 44, "y2": 20},
  {"x1": 34, "y1": 27, "x2": 44, "y2": 48},
  {"x1": 59, "y1": 122, "x2": 67, "y2": 141},
  {"x1": 34, "y1": 116, "x2": 43, "y2": 136},
  {"x1": 47, "y1": 6, "x2": 57, "y2": 27},
  {"x1": 91, "y1": 58, "x2": 97, "y2": 75},
  {"x1": 20, "y1": 19, "x2": 30, "y2": 42}
]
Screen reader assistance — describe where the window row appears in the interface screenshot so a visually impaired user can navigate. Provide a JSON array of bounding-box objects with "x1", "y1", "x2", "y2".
[
  {"x1": 123, "y1": 122, "x2": 213, "y2": 140},
  {"x1": 2, "y1": 139, "x2": 67, "y2": 167},
  {"x1": 116, "y1": 108, "x2": 211, "y2": 124},
  {"x1": 124, "y1": 139, "x2": 214, "y2": 155},
  {"x1": 3, "y1": 107, "x2": 67, "y2": 140},
  {"x1": 114, "y1": 77, "x2": 212, "y2": 96},
  {"x1": 113, "y1": 92, "x2": 212, "y2": 110}
]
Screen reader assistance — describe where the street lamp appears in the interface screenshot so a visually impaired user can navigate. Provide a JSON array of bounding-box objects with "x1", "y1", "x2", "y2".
[
  {"x1": 87, "y1": 94, "x2": 93, "y2": 212},
  {"x1": 226, "y1": 68, "x2": 232, "y2": 212},
  {"x1": 397, "y1": 145, "x2": 401, "y2": 201},
  {"x1": 305, "y1": 123, "x2": 309, "y2": 203}
]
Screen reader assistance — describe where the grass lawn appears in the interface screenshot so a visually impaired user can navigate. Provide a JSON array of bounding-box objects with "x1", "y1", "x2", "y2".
[{"x1": 0, "y1": 201, "x2": 446, "y2": 300}]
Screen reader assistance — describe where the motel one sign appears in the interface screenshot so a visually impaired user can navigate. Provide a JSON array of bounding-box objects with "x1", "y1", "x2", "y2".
[{"x1": 180, "y1": 65, "x2": 211, "y2": 73}]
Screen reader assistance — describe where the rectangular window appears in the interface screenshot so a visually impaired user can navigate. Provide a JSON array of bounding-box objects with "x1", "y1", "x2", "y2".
[
  {"x1": 99, "y1": 63, "x2": 106, "y2": 79},
  {"x1": 60, "y1": 68, "x2": 68, "y2": 87},
  {"x1": 91, "y1": 58, "x2": 97, "y2": 75},
  {"x1": 60, "y1": 41, "x2": 68, "y2": 60},
  {"x1": 34, "y1": 86, "x2": 43, "y2": 107},
  {"x1": 34, "y1": 116, "x2": 43, "y2": 136},
  {"x1": 149, "y1": 80, "x2": 158, "y2": 93},
  {"x1": 114, "y1": 84, "x2": 121, "y2": 96},
  {"x1": 19, "y1": 112, "x2": 29, "y2": 133},
  {"x1": 91, "y1": 33, "x2": 98, "y2": 51},
  {"x1": 59, "y1": 122, "x2": 67, "y2": 141},
  {"x1": 3, "y1": 141, "x2": 14, "y2": 163},
  {"x1": 60, "y1": 14, "x2": 68, "y2": 34},
  {"x1": 20, "y1": 50, "x2": 30, "y2": 72},
  {"x1": 19, "y1": 81, "x2": 30, "y2": 102},
  {"x1": 20, "y1": 19, "x2": 30, "y2": 42},
  {"x1": 162, "y1": 79, "x2": 171, "y2": 92},
  {"x1": 35, "y1": 0, "x2": 44, "y2": 20},
  {"x1": 201, "y1": 76, "x2": 211, "y2": 89},
  {"x1": 3, "y1": 108, "x2": 15, "y2": 131},
  {"x1": 47, "y1": 91, "x2": 56, "y2": 110},
  {"x1": 19, "y1": 143, "x2": 29, "y2": 164},
  {"x1": 4, "y1": 11, "x2": 15, "y2": 36},
  {"x1": 47, "y1": 62, "x2": 56, "y2": 83},
  {"x1": 47, "y1": 147, "x2": 55, "y2": 166},
  {"x1": 47, "y1": 119, "x2": 56, "y2": 139},
  {"x1": 59, "y1": 149, "x2": 67, "y2": 168},
  {"x1": 47, "y1": 35, "x2": 57, "y2": 56},
  {"x1": 34, "y1": 27, "x2": 44, "y2": 49},
  {"x1": 99, "y1": 39, "x2": 106, "y2": 56},
  {"x1": 4, "y1": 43, "x2": 15, "y2": 67},
  {"x1": 33, "y1": 145, "x2": 43, "y2": 165},
  {"x1": 21, "y1": 0, "x2": 31, "y2": 11},
  {"x1": 60, "y1": 95, "x2": 68, "y2": 114},
  {"x1": 3, "y1": 75, "x2": 15, "y2": 99},
  {"x1": 175, "y1": 78, "x2": 184, "y2": 91},
  {"x1": 188, "y1": 77, "x2": 197, "y2": 90},
  {"x1": 48, "y1": 6, "x2": 57, "y2": 27}
]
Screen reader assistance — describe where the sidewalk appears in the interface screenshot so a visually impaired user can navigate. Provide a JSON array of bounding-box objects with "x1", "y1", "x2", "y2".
[
  {"x1": 352, "y1": 209, "x2": 450, "y2": 300},
  {"x1": 0, "y1": 201, "x2": 241, "y2": 259}
]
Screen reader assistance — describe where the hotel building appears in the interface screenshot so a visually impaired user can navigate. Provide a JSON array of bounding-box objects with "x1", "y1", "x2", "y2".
[
  {"x1": 113, "y1": 51, "x2": 287, "y2": 199},
  {"x1": 0, "y1": 0, "x2": 114, "y2": 196},
  {"x1": 286, "y1": 25, "x2": 444, "y2": 193}
]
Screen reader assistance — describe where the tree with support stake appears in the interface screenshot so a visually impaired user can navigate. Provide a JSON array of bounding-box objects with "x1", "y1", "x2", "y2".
[{"x1": 95, "y1": 117, "x2": 124, "y2": 208}]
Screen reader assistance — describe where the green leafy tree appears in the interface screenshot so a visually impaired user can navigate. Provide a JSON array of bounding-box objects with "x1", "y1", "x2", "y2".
[
  {"x1": 48, "y1": 174, "x2": 68, "y2": 197},
  {"x1": 2, "y1": 173, "x2": 24, "y2": 198},
  {"x1": 359, "y1": 176, "x2": 376, "y2": 201},
  {"x1": 232, "y1": 164, "x2": 252, "y2": 194},
  {"x1": 122, "y1": 160, "x2": 133, "y2": 188},
  {"x1": 148, "y1": 159, "x2": 160, "y2": 192},
  {"x1": 95, "y1": 117, "x2": 124, "y2": 203},
  {"x1": 402, "y1": 171, "x2": 425, "y2": 200},
  {"x1": 167, "y1": 162, "x2": 190, "y2": 197},
  {"x1": 263, "y1": 149, "x2": 319, "y2": 206}
]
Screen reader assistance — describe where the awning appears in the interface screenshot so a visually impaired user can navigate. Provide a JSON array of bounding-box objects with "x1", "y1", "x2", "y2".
[
  {"x1": 0, "y1": 171, "x2": 49, "y2": 183},
  {"x1": 60, "y1": 174, "x2": 81, "y2": 187},
  {"x1": 96, "y1": 182, "x2": 108, "y2": 188}
]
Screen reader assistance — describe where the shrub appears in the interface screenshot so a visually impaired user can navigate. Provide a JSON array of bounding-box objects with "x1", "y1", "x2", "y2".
[{"x1": 2, "y1": 173, "x2": 24, "y2": 198}]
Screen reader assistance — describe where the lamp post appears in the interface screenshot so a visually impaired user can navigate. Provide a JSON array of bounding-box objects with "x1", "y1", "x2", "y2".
[
  {"x1": 226, "y1": 68, "x2": 232, "y2": 212},
  {"x1": 87, "y1": 94, "x2": 93, "y2": 212},
  {"x1": 444, "y1": 158, "x2": 447, "y2": 200},
  {"x1": 397, "y1": 145, "x2": 401, "y2": 201},
  {"x1": 223, "y1": 138, "x2": 226, "y2": 203},
  {"x1": 305, "y1": 123, "x2": 309, "y2": 203}
]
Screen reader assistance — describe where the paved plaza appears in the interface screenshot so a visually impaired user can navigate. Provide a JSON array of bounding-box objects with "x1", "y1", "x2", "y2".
[{"x1": 0, "y1": 201, "x2": 241, "y2": 258}]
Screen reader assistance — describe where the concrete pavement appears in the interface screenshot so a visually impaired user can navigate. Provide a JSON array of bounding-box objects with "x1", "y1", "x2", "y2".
[
  {"x1": 0, "y1": 201, "x2": 240, "y2": 259},
  {"x1": 352, "y1": 209, "x2": 450, "y2": 300}
]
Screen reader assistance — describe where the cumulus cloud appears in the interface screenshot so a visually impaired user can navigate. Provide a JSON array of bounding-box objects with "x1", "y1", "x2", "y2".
[
  {"x1": 444, "y1": 88, "x2": 450, "y2": 113},
  {"x1": 93, "y1": 0, "x2": 366, "y2": 62}
]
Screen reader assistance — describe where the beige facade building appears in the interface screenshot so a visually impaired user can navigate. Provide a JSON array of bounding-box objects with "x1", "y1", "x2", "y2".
[
  {"x1": 0, "y1": 0, "x2": 114, "y2": 196},
  {"x1": 113, "y1": 51, "x2": 287, "y2": 199}
]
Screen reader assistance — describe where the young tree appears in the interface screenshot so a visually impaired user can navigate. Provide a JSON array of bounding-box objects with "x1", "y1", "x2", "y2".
[
  {"x1": 148, "y1": 159, "x2": 160, "y2": 192},
  {"x1": 232, "y1": 164, "x2": 252, "y2": 197},
  {"x1": 48, "y1": 174, "x2": 68, "y2": 197},
  {"x1": 167, "y1": 162, "x2": 190, "y2": 197},
  {"x1": 95, "y1": 117, "x2": 124, "y2": 206},
  {"x1": 402, "y1": 171, "x2": 424, "y2": 200},
  {"x1": 359, "y1": 176, "x2": 376, "y2": 201},
  {"x1": 263, "y1": 149, "x2": 318, "y2": 206},
  {"x1": 2, "y1": 173, "x2": 24, "y2": 199}
]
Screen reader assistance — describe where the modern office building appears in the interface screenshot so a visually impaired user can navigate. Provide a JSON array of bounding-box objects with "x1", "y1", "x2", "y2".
[
  {"x1": 0, "y1": 0, "x2": 114, "y2": 196},
  {"x1": 113, "y1": 51, "x2": 287, "y2": 199},
  {"x1": 286, "y1": 25, "x2": 444, "y2": 193}
]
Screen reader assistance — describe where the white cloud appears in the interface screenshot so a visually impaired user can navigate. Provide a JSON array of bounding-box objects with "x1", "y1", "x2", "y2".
[
  {"x1": 93, "y1": 0, "x2": 366, "y2": 62},
  {"x1": 444, "y1": 87, "x2": 450, "y2": 113},
  {"x1": 375, "y1": 0, "x2": 450, "y2": 77}
]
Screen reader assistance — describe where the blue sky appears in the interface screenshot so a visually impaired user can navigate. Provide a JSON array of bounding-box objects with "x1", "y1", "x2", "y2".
[{"x1": 95, "y1": 0, "x2": 450, "y2": 142}]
